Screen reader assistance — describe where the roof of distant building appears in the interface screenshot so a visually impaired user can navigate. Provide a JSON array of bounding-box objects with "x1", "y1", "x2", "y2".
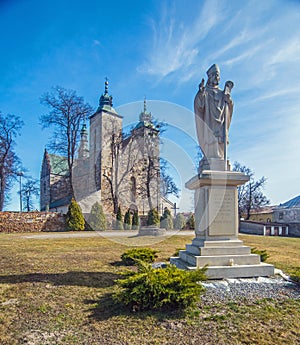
[
  {"x1": 278, "y1": 195, "x2": 300, "y2": 208},
  {"x1": 48, "y1": 154, "x2": 69, "y2": 176}
]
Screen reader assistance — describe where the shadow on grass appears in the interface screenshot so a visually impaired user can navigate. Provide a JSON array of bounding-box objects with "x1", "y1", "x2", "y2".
[
  {"x1": 0, "y1": 271, "x2": 120, "y2": 288},
  {"x1": 85, "y1": 293, "x2": 187, "y2": 322}
]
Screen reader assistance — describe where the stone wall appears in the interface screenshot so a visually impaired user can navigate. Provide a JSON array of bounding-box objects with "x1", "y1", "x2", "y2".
[
  {"x1": 239, "y1": 220, "x2": 264, "y2": 235},
  {"x1": 0, "y1": 212, "x2": 66, "y2": 233},
  {"x1": 288, "y1": 223, "x2": 300, "y2": 237}
]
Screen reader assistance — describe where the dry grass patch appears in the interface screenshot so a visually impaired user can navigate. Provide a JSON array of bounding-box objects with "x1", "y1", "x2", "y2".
[{"x1": 0, "y1": 232, "x2": 299, "y2": 345}]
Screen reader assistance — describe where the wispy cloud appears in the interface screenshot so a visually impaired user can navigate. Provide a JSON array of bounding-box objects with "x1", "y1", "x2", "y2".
[{"x1": 138, "y1": 0, "x2": 222, "y2": 79}]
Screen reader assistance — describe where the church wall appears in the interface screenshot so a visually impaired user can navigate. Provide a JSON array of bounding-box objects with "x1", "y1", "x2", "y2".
[
  {"x1": 89, "y1": 113, "x2": 102, "y2": 193},
  {"x1": 40, "y1": 154, "x2": 51, "y2": 211},
  {"x1": 40, "y1": 174, "x2": 50, "y2": 211},
  {"x1": 72, "y1": 157, "x2": 90, "y2": 201},
  {"x1": 117, "y1": 126, "x2": 161, "y2": 216},
  {"x1": 49, "y1": 174, "x2": 71, "y2": 205},
  {"x1": 99, "y1": 111, "x2": 123, "y2": 213}
]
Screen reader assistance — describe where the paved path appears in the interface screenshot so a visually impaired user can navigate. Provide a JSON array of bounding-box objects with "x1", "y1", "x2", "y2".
[{"x1": 21, "y1": 230, "x2": 195, "y2": 240}]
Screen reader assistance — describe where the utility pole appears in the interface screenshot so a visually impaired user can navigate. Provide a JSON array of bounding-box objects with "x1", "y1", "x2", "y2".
[{"x1": 16, "y1": 172, "x2": 23, "y2": 212}]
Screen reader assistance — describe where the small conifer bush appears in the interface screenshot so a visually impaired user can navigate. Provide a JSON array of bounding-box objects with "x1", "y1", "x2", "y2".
[
  {"x1": 174, "y1": 213, "x2": 186, "y2": 230},
  {"x1": 251, "y1": 247, "x2": 270, "y2": 262},
  {"x1": 121, "y1": 248, "x2": 158, "y2": 266},
  {"x1": 114, "y1": 263, "x2": 207, "y2": 311},
  {"x1": 115, "y1": 205, "x2": 124, "y2": 230},
  {"x1": 132, "y1": 210, "x2": 140, "y2": 230},
  {"x1": 160, "y1": 207, "x2": 173, "y2": 229},
  {"x1": 147, "y1": 208, "x2": 160, "y2": 226},
  {"x1": 66, "y1": 198, "x2": 85, "y2": 231},
  {"x1": 124, "y1": 209, "x2": 132, "y2": 230},
  {"x1": 88, "y1": 202, "x2": 107, "y2": 230},
  {"x1": 186, "y1": 214, "x2": 195, "y2": 230}
]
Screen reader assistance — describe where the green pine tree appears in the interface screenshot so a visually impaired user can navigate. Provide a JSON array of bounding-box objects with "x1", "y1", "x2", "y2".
[
  {"x1": 147, "y1": 208, "x2": 160, "y2": 226},
  {"x1": 186, "y1": 214, "x2": 195, "y2": 230},
  {"x1": 160, "y1": 207, "x2": 173, "y2": 229},
  {"x1": 174, "y1": 213, "x2": 186, "y2": 230},
  {"x1": 66, "y1": 198, "x2": 85, "y2": 231},
  {"x1": 116, "y1": 205, "x2": 124, "y2": 230},
  {"x1": 124, "y1": 209, "x2": 132, "y2": 230},
  {"x1": 88, "y1": 202, "x2": 107, "y2": 230},
  {"x1": 132, "y1": 210, "x2": 140, "y2": 230}
]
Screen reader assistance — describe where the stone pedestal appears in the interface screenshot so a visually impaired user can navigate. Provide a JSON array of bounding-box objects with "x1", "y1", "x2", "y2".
[
  {"x1": 170, "y1": 170, "x2": 274, "y2": 279},
  {"x1": 138, "y1": 225, "x2": 166, "y2": 236}
]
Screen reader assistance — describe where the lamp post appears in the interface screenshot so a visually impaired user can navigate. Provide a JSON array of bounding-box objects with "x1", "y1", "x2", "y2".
[{"x1": 16, "y1": 172, "x2": 23, "y2": 212}]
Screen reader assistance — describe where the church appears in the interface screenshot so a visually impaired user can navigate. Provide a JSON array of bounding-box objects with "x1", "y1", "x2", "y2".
[{"x1": 40, "y1": 81, "x2": 173, "y2": 219}]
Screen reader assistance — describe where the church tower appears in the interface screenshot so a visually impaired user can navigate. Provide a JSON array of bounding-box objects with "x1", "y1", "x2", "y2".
[
  {"x1": 89, "y1": 80, "x2": 123, "y2": 212},
  {"x1": 122, "y1": 98, "x2": 161, "y2": 213}
]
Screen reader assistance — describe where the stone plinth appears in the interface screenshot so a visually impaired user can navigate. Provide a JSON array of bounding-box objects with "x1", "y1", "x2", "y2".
[
  {"x1": 138, "y1": 225, "x2": 166, "y2": 236},
  {"x1": 170, "y1": 170, "x2": 274, "y2": 279}
]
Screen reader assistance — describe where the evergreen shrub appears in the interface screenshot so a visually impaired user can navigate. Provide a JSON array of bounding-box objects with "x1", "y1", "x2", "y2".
[
  {"x1": 66, "y1": 198, "x2": 85, "y2": 231},
  {"x1": 186, "y1": 214, "x2": 195, "y2": 230},
  {"x1": 116, "y1": 206, "x2": 124, "y2": 230},
  {"x1": 160, "y1": 207, "x2": 173, "y2": 229},
  {"x1": 132, "y1": 210, "x2": 140, "y2": 230},
  {"x1": 124, "y1": 209, "x2": 132, "y2": 230},
  {"x1": 251, "y1": 247, "x2": 270, "y2": 262},
  {"x1": 88, "y1": 202, "x2": 107, "y2": 230},
  {"x1": 174, "y1": 213, "x2": 186, "y2": 230},
  {"x1": 121, "y1": 248, "x2": 158, "y2": 266},
  {"x1": 114, "y1": 262, "x2": 207, "y2": 311},
  {"x1": 147, "y1": 208, "x2": 160, "y2": 226}
]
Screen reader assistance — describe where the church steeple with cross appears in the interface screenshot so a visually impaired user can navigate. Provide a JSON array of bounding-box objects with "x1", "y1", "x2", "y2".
[{"x1": 97, "y1": 78, "x2": 115, "y2": 113}]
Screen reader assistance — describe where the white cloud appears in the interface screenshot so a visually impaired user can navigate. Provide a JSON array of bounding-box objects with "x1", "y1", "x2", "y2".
[
  {"x1": 268, "y1": 38, "x2": 300, "y2": 66},
  {"x1": 138, "y1": 0, "x2": 222, "y2": 79}
]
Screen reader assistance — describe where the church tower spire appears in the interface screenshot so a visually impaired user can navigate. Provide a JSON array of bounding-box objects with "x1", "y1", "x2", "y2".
[
  {"x1": 97, "y1": 78, "x2": 115, "y2": 112},
  {"x1": 78, "y1": 120, "x2": 89, "y2": 159},
  {"x1": 139, "y1": 97, "x2": 152, "y2": 123}
]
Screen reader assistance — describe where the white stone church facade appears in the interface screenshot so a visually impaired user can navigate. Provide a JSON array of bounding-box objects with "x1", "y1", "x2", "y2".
[{"x1": 40, "y1": 81, "x2": 173, "y2": 218}]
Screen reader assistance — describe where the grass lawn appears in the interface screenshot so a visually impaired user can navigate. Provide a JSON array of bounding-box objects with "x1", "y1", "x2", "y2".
[{"x1": 0, "y1": 232, "x2": 299, "y2": 345}]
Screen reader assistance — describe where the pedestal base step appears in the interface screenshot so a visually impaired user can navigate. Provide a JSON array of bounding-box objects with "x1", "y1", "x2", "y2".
[
  {"x1": 170, "y1": 257, "x2": 274, "y2": 279},
  {"x1": 179, "y1": 250, "x2": 260, "y2": 266},
  {"x1": 186, "y1": 244, "x2": 251, "y2": 256}
]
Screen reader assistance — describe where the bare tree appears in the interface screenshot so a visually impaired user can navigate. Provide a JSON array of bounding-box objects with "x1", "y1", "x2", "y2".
[
  {"x1": 102, "y1": 127, "x2": 124, "y2": 214},
  {"x1": 160, "y1": 158, "x2": 180, "y2": 198},
  {"x1": 21, "y1": 177, "x2": 39, "y2": 212},
  {"x1": 40, "y1": 86, "x2": 93, "y2": 197},
  {"x1": 0, "y1": 112, "x2": 23, "y2": 210},
  {"x1": 233, "y1": 161, "x2": 269, "y2": 220}
]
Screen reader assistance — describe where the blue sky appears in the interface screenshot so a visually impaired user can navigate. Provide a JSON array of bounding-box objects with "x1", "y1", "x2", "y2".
[{"x1": 1, "y1": 0, "x2": 300, "y2": 211}]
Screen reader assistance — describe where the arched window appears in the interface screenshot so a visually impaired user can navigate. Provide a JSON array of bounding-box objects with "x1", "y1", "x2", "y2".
[{"x1": 130, "y1": 176, "x2": 136, "y2": 202}]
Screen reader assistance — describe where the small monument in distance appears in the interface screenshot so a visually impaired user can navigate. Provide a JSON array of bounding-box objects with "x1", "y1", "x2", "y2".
[{"x1": 171, "y1": 64, "x2": 274, "y2": 279}]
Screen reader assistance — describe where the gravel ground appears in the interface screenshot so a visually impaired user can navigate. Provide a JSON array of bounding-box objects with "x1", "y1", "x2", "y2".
[{"x1": 200, "y1": 276, "x2": 300, "y2": 305}]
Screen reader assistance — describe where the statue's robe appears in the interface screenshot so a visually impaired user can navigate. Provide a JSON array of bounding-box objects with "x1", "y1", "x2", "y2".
[{"x1": 194, "y1": 85, "x2": 233, "y2": 160}]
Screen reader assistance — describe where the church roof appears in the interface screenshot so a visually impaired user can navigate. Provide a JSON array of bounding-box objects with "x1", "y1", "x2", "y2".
[
  {"x1": 279, "y1": 195, "x2": 300, "y2": 208},
  {"x1": 48, "y1": 154, "x2": 69, "y2": 176}
]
